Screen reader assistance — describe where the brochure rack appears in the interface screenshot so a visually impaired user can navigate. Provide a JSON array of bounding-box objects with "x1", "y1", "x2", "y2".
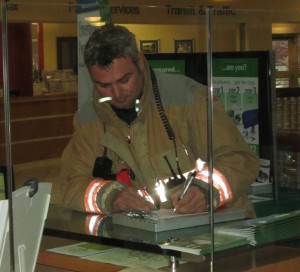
[{"x1": 0, "y1": 181, "x2": 51, "y2": 272}]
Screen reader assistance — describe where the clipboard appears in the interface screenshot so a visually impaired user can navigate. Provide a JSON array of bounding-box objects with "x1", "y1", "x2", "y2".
[
  {"x1": 0, "y1": 181, "x2": 52, "y2": 272},
  {"x1": 112, "y1": 208, "x2": 246, "y2": 232}
]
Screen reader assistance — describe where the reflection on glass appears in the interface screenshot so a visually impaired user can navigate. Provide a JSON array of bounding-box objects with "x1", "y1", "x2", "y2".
[
  {"x1": 0, "y1": 173, "x2": 5, "y2": 200},
  {"x1": 275, "y1": 78, "x2": 289, "y2": 88},
  {"x1": 272, "y1": 40, "x2": 289, "y2": 72},
  {"x1": 1, "y1": 3, "x2": 300, "y2": 270}
]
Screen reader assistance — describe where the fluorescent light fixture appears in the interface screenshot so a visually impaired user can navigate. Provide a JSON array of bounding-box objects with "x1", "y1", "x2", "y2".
[
  {"x1": 90, "y1": 22, "x2": 106, "y2": 27},
  {"x1": 84, "y1": 16, "x2": 101, "y2": 22}
]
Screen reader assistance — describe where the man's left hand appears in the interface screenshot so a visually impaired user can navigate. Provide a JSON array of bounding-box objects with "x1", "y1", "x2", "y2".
[{"x1": 170, "y1": 185, "x2": 207, "y2": 214}]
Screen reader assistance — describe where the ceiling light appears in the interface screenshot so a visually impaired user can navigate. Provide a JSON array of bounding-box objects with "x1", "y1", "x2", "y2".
[{"x1": 84, "y1": 16, "x2": 101, "y2": 23}]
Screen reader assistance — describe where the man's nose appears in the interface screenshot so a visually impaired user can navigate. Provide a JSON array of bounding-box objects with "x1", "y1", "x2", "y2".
[{"x1": 111, "y1": 84, "x2": 121, "y2": 97}]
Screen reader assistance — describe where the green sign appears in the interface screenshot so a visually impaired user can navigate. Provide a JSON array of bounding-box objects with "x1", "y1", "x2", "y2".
[
  {"x1": 148, "y1": 60, "x2": 185, "y2": 75},
  {"x1": 98, "y1": 0, "x2": 111, "y2": 22},
  {"x1": 213, "y1": 58, "x2": 258, "y2": 77},
  {"x1": 212, "y1": 58, "x2": 259, "y2": 155}
]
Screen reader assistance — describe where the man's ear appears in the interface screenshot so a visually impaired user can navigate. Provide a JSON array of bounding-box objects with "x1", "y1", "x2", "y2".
[{"x1": 137, "y1": 52, "x2": 145, "y2": 72}]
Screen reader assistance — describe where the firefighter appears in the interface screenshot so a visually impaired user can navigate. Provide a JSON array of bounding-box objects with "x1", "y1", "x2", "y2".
[{"x1": 60, "y1": 23, "x2": 260, "y2": 218}]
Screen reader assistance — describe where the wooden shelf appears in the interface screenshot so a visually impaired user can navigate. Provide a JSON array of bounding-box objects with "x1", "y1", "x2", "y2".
[
  {"x1": 277, "y1": 87, "x2": 300, "y2": 98},
  {"x1": 277, "y1": 128, "x2": 300, "y2": 151},
  {"x1": 0, "y1": 94, "x2": 77, "y2": 164}
]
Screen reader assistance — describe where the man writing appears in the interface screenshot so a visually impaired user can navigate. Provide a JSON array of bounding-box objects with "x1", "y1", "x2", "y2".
[{"x1": 60, "y1": 23, "x2": 259, "y2": 218}]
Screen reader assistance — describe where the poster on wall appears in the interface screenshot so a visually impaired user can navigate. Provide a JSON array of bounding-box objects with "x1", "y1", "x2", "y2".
[
  {"x1": 148, "y1": 56, "x2": 261, "y2": 155},
  {"x1": 212, "y1": 58, "x2": 271, "y2": 194},
  {"x1": 148, "y1": 59, "x2": 185, "y2": 75},
  {"x1": 212, "y1": 58, "x2": 259, "y2": 155}
]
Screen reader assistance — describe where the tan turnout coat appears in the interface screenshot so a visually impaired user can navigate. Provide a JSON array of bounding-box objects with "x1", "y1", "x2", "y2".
[{"x1": 60, "y1": 62, "x2": 260, "y2": 218}]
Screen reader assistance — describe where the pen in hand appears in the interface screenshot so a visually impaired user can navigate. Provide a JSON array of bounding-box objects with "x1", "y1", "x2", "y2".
[
  {"x1": 178, "y1": 171, "x2": 197, "y2": 200},
  {"x1": 173, "y1": 171, "x2": 196, "y2": 212}
]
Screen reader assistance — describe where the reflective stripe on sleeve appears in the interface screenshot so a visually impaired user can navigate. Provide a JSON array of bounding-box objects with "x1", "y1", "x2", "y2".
[
  {"x1": 196, "y1": 166, "x2": 233, "y2": 207},
  {"x1": 84, "y1": 179, "x2": 111, "y2": 214},
  {"x1": 85, "y1": 214, "x2": 106, "y2": 235}
]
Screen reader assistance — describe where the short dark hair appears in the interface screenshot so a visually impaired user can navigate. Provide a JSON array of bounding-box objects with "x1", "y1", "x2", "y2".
[{"x1": 84, "y1": 23, "x2": 139, "y2": 68}]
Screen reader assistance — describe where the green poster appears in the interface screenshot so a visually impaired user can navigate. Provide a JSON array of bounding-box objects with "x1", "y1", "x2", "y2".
[
  {"x1": 98, "y1": 0, "x2": 111, "y2": 22},
  {"x1": 212, "y1": 58, "x2": 258, "y2": 77},
  {"x1": 212, "y1": 58, "x2": 259, "y2": 155},
  {"x1": 148, "y1": 60, "x2": 185, "y2": 75},
  {"x1": 0, "y1": 173, "x2": 5, "y2": 200}
]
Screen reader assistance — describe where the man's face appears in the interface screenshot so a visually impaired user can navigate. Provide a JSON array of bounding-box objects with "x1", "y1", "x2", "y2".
[{"x1": 89, "y1": 53, "x2": 145, "y2": 109}]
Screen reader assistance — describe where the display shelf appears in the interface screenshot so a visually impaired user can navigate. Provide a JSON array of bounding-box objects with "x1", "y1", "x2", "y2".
[
  {"x1": 277, "y1": 87, "x2": 300, "y2": 98},
  {"x1": 277, "y1": 129, "x2": 300, "y2": 151}
]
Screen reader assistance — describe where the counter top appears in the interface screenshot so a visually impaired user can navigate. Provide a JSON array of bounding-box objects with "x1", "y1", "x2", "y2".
[{"x1": 36, "y1": 236, "x2": 300, "y2": 272}]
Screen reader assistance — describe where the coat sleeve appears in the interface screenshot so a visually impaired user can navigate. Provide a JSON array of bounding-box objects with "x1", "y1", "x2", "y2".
[
  {"x1": 59, "y1": 115, "x2": 126, "y2": 214},
  {"x1": 190, "y1": 89, "x2": 260, "y2": 214}
]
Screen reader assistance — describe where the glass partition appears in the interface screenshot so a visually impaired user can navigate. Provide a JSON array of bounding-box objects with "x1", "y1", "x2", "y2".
[{"x1": 1, "y1": 1, "x2": 300, "y2": 271}]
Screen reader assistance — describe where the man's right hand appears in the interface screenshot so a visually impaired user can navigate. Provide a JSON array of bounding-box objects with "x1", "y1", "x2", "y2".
[{"x1": 112, "y1": 186, "x2": 156, "y2": 213}]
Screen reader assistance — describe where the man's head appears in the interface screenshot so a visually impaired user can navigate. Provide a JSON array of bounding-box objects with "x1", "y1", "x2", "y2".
[
  {"x1": 84, "y1": 24, "x2": 145, "y2": 110},
  {"x1": 84, "y1": 23, "x2": 139, "y2": 68}
]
